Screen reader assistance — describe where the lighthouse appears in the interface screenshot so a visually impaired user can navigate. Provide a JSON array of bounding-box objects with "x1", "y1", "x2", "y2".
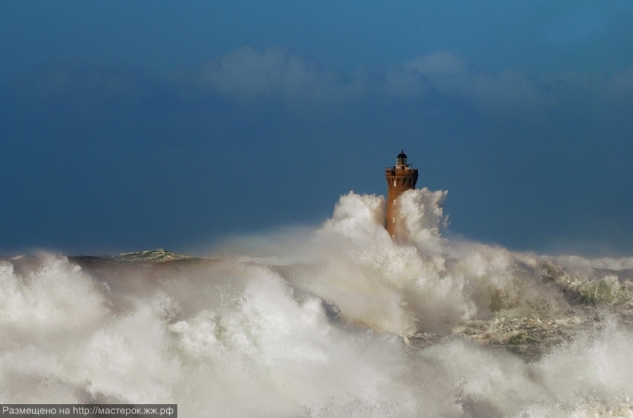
[{"x1": 385, "y1": 150, "x2": 418, "y2": 236}]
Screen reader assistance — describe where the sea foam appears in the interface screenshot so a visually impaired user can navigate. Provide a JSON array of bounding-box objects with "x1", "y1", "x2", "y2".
[{"x1": 2, "y1": 190, "x2": 633, "y2": 417}]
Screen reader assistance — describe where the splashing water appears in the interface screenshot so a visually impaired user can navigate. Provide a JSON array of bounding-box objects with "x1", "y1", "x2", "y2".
[{"x1": 2, "y1": 190, "x2": 633, "y2": 417}]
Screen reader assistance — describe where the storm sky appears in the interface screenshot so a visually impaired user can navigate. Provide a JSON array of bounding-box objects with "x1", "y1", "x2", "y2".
[{"x1": 2, "y1": 1, "x2": 633, "y2": 255}]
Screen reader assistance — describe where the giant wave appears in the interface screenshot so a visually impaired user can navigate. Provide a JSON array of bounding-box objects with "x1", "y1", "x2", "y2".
[{"x1": 2, "y1": 189, "x2": 633, "y2": 417}]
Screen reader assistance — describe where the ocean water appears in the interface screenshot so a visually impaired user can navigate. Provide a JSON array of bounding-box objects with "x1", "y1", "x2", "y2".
[{"x1": 2, "y1": 189, "x2": 633, "y2": 417}]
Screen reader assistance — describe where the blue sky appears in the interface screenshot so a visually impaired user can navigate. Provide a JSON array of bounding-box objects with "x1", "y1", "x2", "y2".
[{"x1": 2, "y1": 1, "x2": 633, "y2": 255}]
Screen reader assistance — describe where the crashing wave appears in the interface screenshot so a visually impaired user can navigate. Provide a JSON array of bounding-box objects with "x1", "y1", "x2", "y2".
[
  {"x1": 2, "y1": 189, "x2": 633, "y2": 416},
  {"x1": 113, "y1": 249, "x2": 194, "y2": 262}
]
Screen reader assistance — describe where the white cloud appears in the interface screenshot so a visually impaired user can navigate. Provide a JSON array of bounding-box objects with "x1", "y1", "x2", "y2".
[
  {"x1": 195, "y1": 47, "x2": 633, "y2": 118},
  {"x1": 384, "y1": 67, "x2": 431, "y2": 97},
  {"x1": 198, "y1": 47, "x2": 361, "y2": 104},
  {"x1": 397, "y1": 51, "x2": 562, "y2": 116},
  {"x1": 462, "y1": 71, "x2": 556, "y2": 111}
]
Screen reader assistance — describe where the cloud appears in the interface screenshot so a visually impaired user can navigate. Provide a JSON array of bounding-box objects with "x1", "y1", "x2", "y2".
[
  {"x1": 402, "y1": 51, "x2": 554, "y2": 115},
  {"x1": 9, "y1": 52, "x2": 631, "y2": 129},
  {"x1": 195, "y1": 47, "x2": 558, "y2": 115},
  {"x1": 197, "y1": 47, "x2": 362, "y2": 105},
  {"x1": 10, "y1": 48, "x2": 633, "y2": 120},
  {"x1": 191, "y1": 47, "x2": 633, "y2": 120},
  {"x1": 12, "y1": 60, "x2": 151, "y2": 107},
  {"x1": 383, "y1": 66, "x2": 433, "y2": 97},
  {"x1": 404, "y1": 50, "x2": 469, "y2": 76}
]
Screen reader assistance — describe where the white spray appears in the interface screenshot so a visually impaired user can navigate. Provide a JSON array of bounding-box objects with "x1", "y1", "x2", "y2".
[{"x1": 1, "y1": 190, "x2": 633, "y2": 417}]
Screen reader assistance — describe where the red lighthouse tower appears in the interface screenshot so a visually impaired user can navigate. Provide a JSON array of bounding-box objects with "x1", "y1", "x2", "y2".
[{"x1": 385, "y1": 150, "x2": 418, "y2": 236}]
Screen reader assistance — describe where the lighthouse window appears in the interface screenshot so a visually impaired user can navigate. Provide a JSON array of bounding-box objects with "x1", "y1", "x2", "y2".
[{"x1": 393, "y1": 181, "x2": 396, "y2": 186}]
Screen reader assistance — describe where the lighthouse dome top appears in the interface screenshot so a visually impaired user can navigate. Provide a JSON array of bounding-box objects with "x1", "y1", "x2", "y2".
[{"x1": 396, "y1": 150, "x2": 408, "y2": 167}]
